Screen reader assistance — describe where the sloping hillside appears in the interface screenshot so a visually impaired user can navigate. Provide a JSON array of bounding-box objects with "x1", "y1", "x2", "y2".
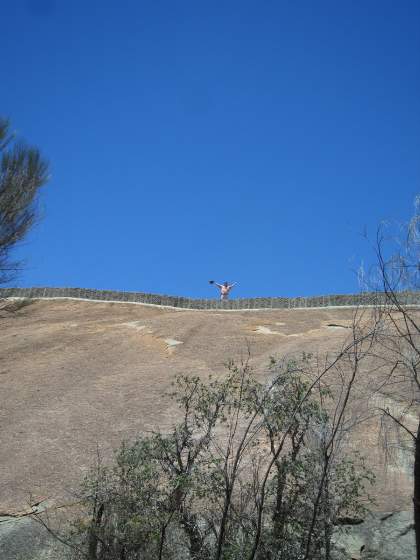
[{"x1": 0, "y1": 298, "x2": 415, "y2": 514}]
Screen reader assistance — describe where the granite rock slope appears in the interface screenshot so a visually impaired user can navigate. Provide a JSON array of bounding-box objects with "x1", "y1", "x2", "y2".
[{"x1": 0, "y1": 298, "x2": 416, "y2": 517}]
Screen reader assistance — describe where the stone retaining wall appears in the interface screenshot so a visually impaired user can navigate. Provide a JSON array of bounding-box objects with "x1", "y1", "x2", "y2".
[{"x1": 0, "y1": 287, "x2": 419, "y2": 310}]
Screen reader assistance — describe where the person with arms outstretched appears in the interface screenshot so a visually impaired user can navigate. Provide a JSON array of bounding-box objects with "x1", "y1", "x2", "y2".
[{"x1": 209, "y1": 280, "x2": 237, "y2": 300}]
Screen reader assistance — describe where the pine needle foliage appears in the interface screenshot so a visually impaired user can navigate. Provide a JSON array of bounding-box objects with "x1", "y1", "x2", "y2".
[{"x1": 0, "y1": 117, "x2": 49, "y2": 283}]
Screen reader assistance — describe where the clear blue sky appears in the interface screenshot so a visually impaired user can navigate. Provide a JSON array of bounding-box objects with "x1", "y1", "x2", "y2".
[{"x1": 2, "y1": 1, "x2": 419, "y2": 298}]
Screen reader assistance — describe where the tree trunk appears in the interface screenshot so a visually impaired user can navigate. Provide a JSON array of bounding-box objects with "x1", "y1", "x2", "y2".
[
  {"x1": 88, "y1": 502, "x2": 104, "y2": 560},
  {"x1": 273, "y1": 463, "x2": 287, "y2": 541},
  {"x1": 181, "y1": 511, "x2": 205, "y2": 559},
  {"x1": 414, "y1": 422, "x2": 420, "y2": 560}
]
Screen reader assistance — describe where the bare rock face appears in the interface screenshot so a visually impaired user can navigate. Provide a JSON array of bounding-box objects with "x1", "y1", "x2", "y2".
[
  {"x1": 332, "y1": 511, "x2": 415, "y2": 560},
  {"x1": 0, "y1": 298, "x2": 416, "y2": 512},
  {"x1": 0, "y1": 515, "x2": 60, "y2": 560},
  {"x1": 0, "y1": 298, "x2": 418, "y2": 560}
]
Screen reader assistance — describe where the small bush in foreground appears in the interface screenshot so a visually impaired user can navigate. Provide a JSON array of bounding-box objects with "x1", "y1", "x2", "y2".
[{"x1": 56, "y1": 355, "x2": 374, "y2": 560}]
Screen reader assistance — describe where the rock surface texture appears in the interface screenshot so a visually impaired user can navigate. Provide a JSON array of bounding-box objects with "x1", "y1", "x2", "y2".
[
  {"x1": 332, "y1": 511, "x2": 415, "y2": 559},
  {"x1": 0, "y1": 297, "x2": 418, "y2": 558}
]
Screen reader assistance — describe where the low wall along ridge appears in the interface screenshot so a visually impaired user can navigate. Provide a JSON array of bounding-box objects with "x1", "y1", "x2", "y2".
[{"x1": 0, "y1": 287, "x2": 419, "y2": 310}]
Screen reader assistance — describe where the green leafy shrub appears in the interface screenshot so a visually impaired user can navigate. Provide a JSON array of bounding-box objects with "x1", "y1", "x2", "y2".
[{"x1": 61, "y1": 356, "x2": 375, "y2": 560}]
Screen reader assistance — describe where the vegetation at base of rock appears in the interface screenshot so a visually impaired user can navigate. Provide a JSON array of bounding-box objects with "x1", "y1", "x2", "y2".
[
  {"x1": 54, "y1": 355, "x2": 374, "y2": 560},
  {"x1": 0, "y1": 297, "x2": 34, "y2": 317}
]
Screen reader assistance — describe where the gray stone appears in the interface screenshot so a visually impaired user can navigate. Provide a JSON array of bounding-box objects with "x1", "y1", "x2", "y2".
[
  {"x1": 0, "y1": 504, "x2": 68, "y2": 560},
  {"x1": 332, "y1": 511, "x2": 415, "y2": 560}
]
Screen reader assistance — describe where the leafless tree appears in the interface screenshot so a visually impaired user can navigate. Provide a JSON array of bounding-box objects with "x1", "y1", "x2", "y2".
[{"x1": 362, "y1": 196, "x2": 420, "y2": 559}]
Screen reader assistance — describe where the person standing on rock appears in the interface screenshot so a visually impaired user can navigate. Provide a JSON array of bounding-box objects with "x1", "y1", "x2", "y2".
[{"x1": 209, "y1": 280, "x2": 237, "y2": 300}]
